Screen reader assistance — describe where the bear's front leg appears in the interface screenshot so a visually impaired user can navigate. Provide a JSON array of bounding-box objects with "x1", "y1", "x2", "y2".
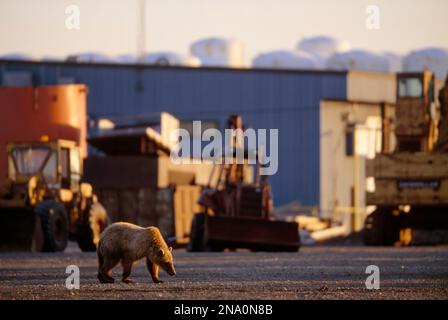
[{"x1": 146, "y1": 257, "x2": 163, "y2": 283}]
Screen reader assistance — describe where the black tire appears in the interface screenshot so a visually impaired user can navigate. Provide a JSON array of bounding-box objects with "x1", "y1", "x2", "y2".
[
  {"x1": 76, "y1": 202, "x2": 108, "y2": 252},
  {"x1": 187, "y1": 213, "x2": 207, "y2": 252},
  {"x1": 35, "y1": 200, "x2": 69, "y2": 252},
  {"x1": 363, "y1": 207, "x2": 399, "y2": 246}
]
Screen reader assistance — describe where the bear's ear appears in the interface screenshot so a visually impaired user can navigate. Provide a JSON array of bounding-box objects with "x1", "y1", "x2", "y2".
[
  {"x1": 158, "y1": 249, "x2": 165, "y2": 257},
  {"x1": 169, "y1": 246, "x2": 173, "y2": 252}
]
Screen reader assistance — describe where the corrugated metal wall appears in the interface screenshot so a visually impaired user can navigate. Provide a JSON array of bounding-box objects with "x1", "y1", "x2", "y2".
[{"x1": 0, "y1": 61, "x2": 347, "y2": 206}]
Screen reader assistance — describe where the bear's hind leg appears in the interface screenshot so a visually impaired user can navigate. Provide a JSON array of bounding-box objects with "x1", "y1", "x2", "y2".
[
  {"x1": 97, "y1": 249, "x2": 107, "y2": 282},
  {"x1": 98, "y1": 257, "x2": 119, "y2": 283},
  {"x1": 121, "y1": 260, "x2": 134, "y2": 283}
]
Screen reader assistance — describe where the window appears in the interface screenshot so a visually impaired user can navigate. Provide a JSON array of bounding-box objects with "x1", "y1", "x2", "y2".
[
  {"x1": 70, "y1": 148, "x2": 81, "y2": 189},
  {"x1": 11, "y1": 147, "x2": 49, "y2": 175},
  {"x1": 59, "y1": 148, "x2": 70, "y2": 188},
  {"x1": 398, "y1": 77, "x2": 423, "y2": 98},
  {"x1": 8, "y1": 155, "x2": 16, "y2": 180},
  {"x1": 42, "y1": 152, "x2": 57, "y2": 184},
  {"x1": 69, "y1": 148, "x2": 80, "y2": 175}
]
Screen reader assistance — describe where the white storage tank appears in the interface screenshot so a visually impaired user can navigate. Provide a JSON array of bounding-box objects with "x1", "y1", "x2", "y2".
[
  {"x1": 403, "y1": 47, "x2": 448, "y2": 80},
  {"x1": 0, "y1": 53, "x2": 35, "y2": 61},
  {"x1": 190, "y1": 38, "x2": 244, "y2": 68},
  {"x1": 66, "y1": 52, "x2": 111, "y2": 63},
  {"x1": 113, "y1": 54, "x2": 137, "y2": 64},
  {"x1": 252, "y1": 50, "x2": 319, "y2": 70},
  {"x1": 41, "y1": 56, "x2": 65, "y2": 62},
  {"x1": 139, "y1": 52, "x2": 200, "y2": 67},
  {"x1": 381, "y1": 52, "x2": 402, "y2": 72},
  {"x1": 326, "y1": 50, "x2": 390, "y2": 72},
  {"x1": 297, "y1": 36, "x2": 351, "y2": 59}
]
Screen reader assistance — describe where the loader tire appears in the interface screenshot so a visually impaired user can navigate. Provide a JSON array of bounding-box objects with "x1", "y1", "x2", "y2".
[
  {"x1": 35, "y1": 200, "x2": 69, "y2": 252},
  {"x1": 187, "y1": 213, "x2": 206, "y2": 252},
  {"x1": 363, "y1": 207, "x2": 399, "y2": 246},
  {"x1": 76, "y1": 202, "x2": 108, "y2": 252}
]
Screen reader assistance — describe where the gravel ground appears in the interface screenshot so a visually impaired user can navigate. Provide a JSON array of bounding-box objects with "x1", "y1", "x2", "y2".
[{"x1": 0, "y1": 243, "x2": 447, "y2": 300}]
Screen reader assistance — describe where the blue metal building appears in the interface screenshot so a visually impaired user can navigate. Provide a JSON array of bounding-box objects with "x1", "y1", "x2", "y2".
[{"x1": 0, "y1": 60, "x2": 347, "y2": 206}]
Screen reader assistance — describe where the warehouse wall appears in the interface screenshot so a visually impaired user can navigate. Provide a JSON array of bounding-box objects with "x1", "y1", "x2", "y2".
[{"x1": 0, "y1": 61, "x2": 347, "y2": 206}]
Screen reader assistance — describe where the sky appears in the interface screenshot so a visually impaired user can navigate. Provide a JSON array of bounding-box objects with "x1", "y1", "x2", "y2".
[{"x1": 0, "y1": 0, "x2": 447, "y2": 64}]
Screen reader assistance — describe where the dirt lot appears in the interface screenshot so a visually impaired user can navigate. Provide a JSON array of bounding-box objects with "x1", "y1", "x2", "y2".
[{"x1": 0, "y1": 243, "x2": 447, "y2": 300}]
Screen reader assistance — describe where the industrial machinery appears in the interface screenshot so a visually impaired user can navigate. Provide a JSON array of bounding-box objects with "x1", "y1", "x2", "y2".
[
  {"x1": 188, "y1": 115, "x2": 300, "y2": 252},
  {"x1": 0, "y1": 139, "x2": 108, "y2": 252},
  {"x1": 364, "y1": 72, "x2": 448, "y2": 245},
  {"x1": 84, "y1": 113, "x2": 203, "y2": 247}
]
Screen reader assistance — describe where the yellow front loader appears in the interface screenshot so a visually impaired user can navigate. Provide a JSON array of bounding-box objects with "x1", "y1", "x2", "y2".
[
  {"x1": 364, "y1": 72, "x2": 448, "y2": 245},
  {"x1": 0, "y1": 139, "x2": 108, "y2": 252}
]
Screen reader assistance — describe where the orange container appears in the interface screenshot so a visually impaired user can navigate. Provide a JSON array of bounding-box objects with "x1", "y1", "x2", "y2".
[{"x1": 0, "y1": 84, "x2": 88, "y2": 181}]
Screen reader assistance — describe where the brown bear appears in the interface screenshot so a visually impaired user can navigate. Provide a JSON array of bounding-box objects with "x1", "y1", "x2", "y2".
[{"x1": 97, "y1": 222, "x2": 176, "y2": 284}]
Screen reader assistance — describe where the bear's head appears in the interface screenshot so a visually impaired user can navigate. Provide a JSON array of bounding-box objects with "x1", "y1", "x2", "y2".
[{"x1": 155, "y1": 246, "x2": 176, "y2": 276}]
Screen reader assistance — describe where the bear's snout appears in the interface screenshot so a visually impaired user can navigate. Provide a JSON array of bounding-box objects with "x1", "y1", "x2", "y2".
[{"x1": 167, "y1": 264, "x2": 176, "y2": 276}]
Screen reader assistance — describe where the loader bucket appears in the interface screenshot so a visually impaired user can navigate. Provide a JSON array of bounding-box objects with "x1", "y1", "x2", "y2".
[
  {"x1": 0, "y1": 207, "x2": 42, "y2": 251},
  {"x1": 204, "y1": 214, "x2": 301, "y2": 252}
]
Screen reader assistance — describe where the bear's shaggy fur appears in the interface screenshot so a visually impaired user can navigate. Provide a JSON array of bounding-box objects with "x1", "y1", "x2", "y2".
[{"x1": 97, "y1": 222, "x2": 176, "y2": 284}]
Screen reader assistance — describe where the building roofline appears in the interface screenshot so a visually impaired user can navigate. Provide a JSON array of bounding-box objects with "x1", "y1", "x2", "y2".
[
  {"x1": 321, "y1": 98, "x2": 396, "y2": 106},
  {"x1": 0, "y1": 59, "x2": 348, "y2": 76}
]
